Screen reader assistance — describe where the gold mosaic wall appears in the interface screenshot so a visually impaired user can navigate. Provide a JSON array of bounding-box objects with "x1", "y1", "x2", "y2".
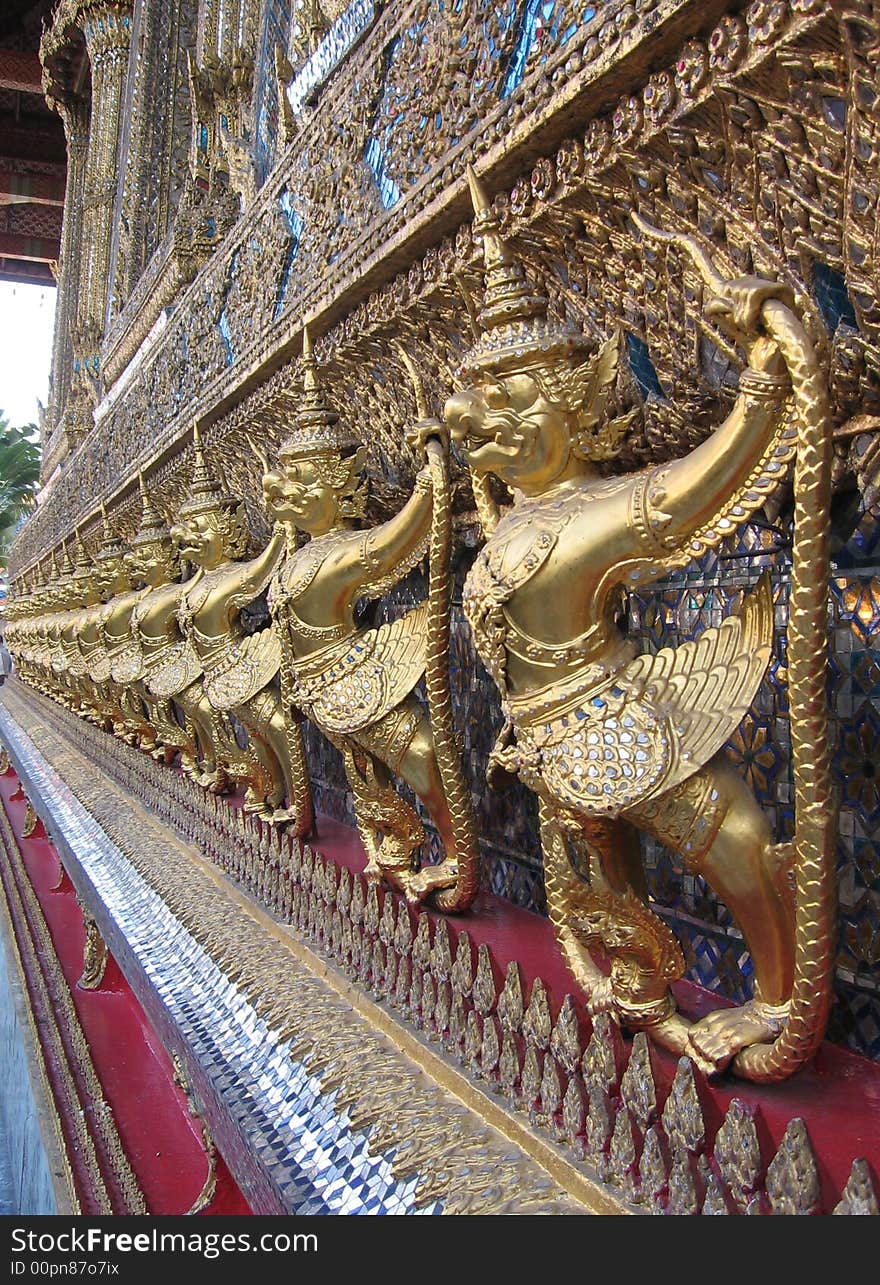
[{"x1": 15, "y1": 0, "x2": 880, "y2": 1057}]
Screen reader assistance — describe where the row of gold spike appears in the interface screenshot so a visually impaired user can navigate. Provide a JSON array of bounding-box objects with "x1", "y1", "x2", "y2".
[{"x1": 25, "y1": 686, "x2": 879, "y2": 1216}]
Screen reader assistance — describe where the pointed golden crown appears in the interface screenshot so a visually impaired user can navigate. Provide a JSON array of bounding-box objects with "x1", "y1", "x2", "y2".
[
  {"x1": 278, "y1": 326, "x2": 359, "y2": 462},
  {"x1": 72, "y1": 528, "x2": 94, "y2": 580},
  {"x1": 179, "y1": 424, "x2": 239, "y2": 518},
  {"x1": 459, "y1": 164, "x2": 592, "y2": 379},
  {"x1": 58, "y1": 540, "x2": 74, "y2": 579},
  {"x1": 95, "y1": 503, "x2": 126, "y2": 563},
  {"x1": 131, "y1": 470, "x2": 172, "y2": 548}
]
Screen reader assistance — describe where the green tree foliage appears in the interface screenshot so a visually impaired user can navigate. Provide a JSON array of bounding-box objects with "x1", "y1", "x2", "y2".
[{"x1": 0, "y1": 412, "x2": 41, "y2": 565}]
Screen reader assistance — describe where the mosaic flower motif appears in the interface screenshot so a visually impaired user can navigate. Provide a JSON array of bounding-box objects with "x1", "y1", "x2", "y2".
[
  {"x1": 643, "y1": 72, "x2": 674, "y2": 128},
  {"x1": 726, "y1": 712, "x2": 783, "y2": 800},
  {"x1": 556, "y1": 137, "x2": 585, "y2": 191},
  {"x1": 583, "y1": 118, "x2": 611, "y2": 167},
  {"x1": 510, "y1": 176, "x2": 532, "y2": 218},
  {"x1": 836, "y1": 704, "x2": 880, "y2": 828},
  {"x1": 531, "y1": 156, "x2": 555, "y2": 203},
  {"x1": 708, "y1": 15, "x2": 747, "y2": 73},
  {"x1": 674, "y1": 40, "x2": 709, "y2": 99},
  {"x1": 611, "y1": 95, "x2": 642, "y2": 145},
  {"x1": 746, "y1": 0, "x2": 788, "y2": 45}
]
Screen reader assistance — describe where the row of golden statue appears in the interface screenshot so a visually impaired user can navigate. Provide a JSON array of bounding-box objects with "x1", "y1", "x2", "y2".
[{"x1": 6, "y1": 171, "x2": 837, "y2": 1084}]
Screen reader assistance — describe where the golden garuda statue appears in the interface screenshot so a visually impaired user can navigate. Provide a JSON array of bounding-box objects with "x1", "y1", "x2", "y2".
[
  {"x1": 79, "y1": 510, "x2": 158, "y2": 751},
  {"x1": 24, "y1": 557, "x2": 58, "y2": 697},
  {"x1": 167, "y1": 426, "x2": 313, "y2": 831},
  {"x1": 68, "y1": 523, "x2": 132, "y2": 733},
  {"x1": 106, "y1": 473, "x2": 200, "y2": 770},
  {"x1": 444, "y1": 167, "x2": 835, "y2": 1082},
  {"x1": 39, "y1": 553, "x2": 68, "y2": 695},
  {"x1": 262, "y1": 328, "x2": 478, "y2": 908},
  {"x1": 122, "y1": 464, "x2": 230, "y2": 789},
  {"x1": 87, "y1": 499, "x2": 167, "y2": 757},
  {"x1": 47, "y1": 543, "x2": 85, "y2": 713}
]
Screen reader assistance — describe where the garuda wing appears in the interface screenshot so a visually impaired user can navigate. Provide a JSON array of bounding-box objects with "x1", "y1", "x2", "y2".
[
  {"x1": 526, "y1": 575, "x2": 773, "y2": 817},
  {"x1": 203, "y1": 627, "x2": 281, "y2": 711},
  {"x1": 628, "y1": 570, "x2": 774, "y2": 803},
  {"x1": 147, "y1": 641, "x2": 204, "y2": 698},
  {"x1": 293, "y1": 603, "x2": 428, "y2": 734},
  {"x1": 110, "y1": 639, "x2": 145, "y2": 685}
]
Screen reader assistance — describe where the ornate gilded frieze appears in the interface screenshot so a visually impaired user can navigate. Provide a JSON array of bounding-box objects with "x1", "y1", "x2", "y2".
[
  {"x1": 18, "y1": 0, "x2": 879, "y2": 578},
  {"x1": 13, "y1": 0, "x2": 880, "y2": 1110},
  {"x1": 108, "y1": 0, "x2": 197, "y2": 320}
]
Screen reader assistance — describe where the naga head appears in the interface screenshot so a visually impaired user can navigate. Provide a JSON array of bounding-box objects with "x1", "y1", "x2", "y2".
[
  {"x1": 572, "y1": 886, "x2": 685, "y2": 1008},
  {"x1": 444, "y1": 166, "x2": 636, "y2": 489},
  {"x1": 262, "y1": 325, "x2": 367, "y2": 537},
  {"x1": 171, "y1": 424, "x2": 250, "y2": 568}
]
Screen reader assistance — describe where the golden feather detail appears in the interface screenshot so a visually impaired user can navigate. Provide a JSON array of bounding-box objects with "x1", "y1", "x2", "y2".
[{"x1": 565, "y1": 334, "x2": 619, "y2": 423}]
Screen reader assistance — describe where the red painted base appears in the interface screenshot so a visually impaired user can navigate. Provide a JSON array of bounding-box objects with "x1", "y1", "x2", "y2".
[
  {"x1": 0, "y1": 770, "x2": 251, "y2": 1216},
  {"x1": 309, "y1": 814, "x2": 880, "y2": 1212},
  {"x1": 5, "y1": 746, "x2": 878, "y2": 1214}
]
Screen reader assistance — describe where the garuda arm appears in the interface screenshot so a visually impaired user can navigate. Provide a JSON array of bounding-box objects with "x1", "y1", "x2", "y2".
[
  {"x1": 351, "y1": 470, "x2": 433, "y2": 601},
  {"x1": 623, "y1": 246, "x2": 796, "y2": 573},
  {"x1": 232, "y1": 525, "x2": 287, "y2": 607},
  {"x1": 198, "y1": 526, "x2": 287, "y2": 632},
  {"x1": 191, "y1": 530, "x2": 290, "y2": 710},
  {"x1": 133, "y1": 579, "x2": 186, "y2": 647}
]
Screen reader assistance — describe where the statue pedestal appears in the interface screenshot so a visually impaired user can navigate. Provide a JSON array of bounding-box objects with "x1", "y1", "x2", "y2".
[
  {"x1": 0, "y1": 683, "x2": 599, "y2": 1215},
  {"x1": 1, "y1": 679, "x2": 878, "y2": 1215}
]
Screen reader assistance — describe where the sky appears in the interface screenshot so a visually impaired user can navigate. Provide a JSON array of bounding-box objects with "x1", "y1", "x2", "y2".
[{"x1": 0, "y1": 280, "x2": 56, "y2": 431}]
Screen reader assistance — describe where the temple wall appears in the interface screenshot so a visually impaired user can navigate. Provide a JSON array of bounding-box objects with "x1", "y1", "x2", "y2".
[
  {"x1": 18, "y1": 0, "x2": 880, "y2": 1060},
  {"x1": 3, "y1": 2, "x2": 880, "y2": 1214}
]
